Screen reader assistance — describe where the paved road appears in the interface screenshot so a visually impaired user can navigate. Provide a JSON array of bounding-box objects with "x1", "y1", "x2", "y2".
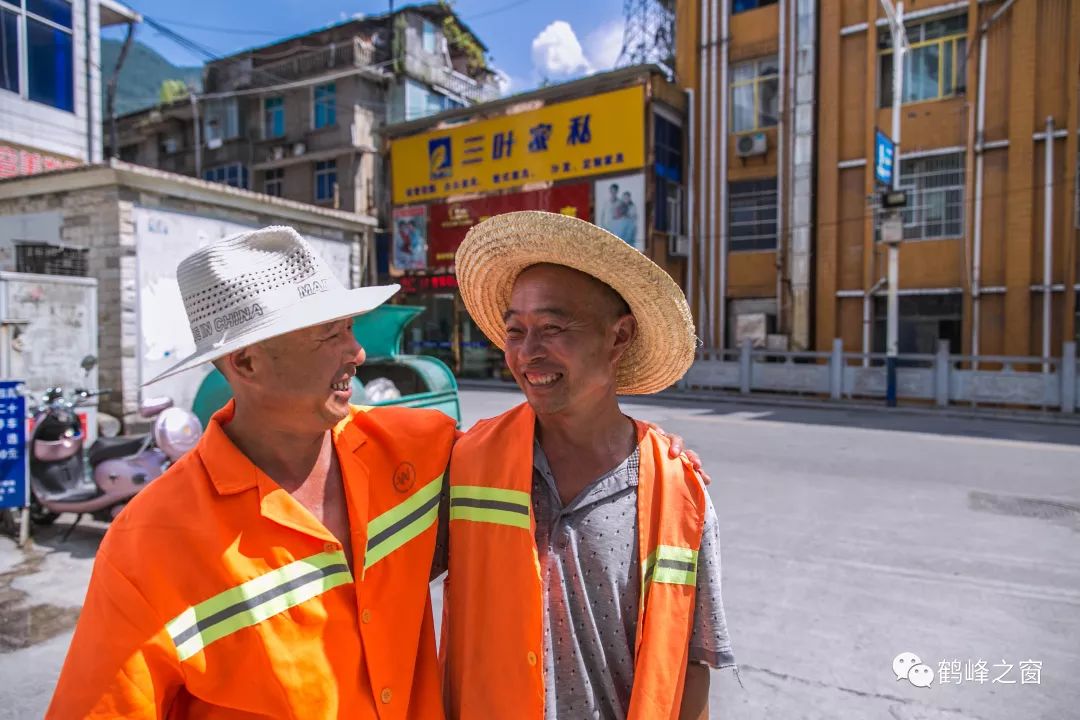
[{"x1": 2, "y1": 389, "x2": 1078, "y2": 719}]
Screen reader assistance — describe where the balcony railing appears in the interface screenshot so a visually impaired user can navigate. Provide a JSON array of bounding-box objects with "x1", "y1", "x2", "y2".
[
  {"x1": 244, "y1": 38, "x2": 379, "y2": 89},
  {"x1": 403, "y1": 53, "x2": 500, "y2": 106}
]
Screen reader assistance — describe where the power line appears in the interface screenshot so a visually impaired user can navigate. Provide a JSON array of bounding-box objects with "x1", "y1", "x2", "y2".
[{"x1": 143, "y1": 17, "x2": 282, "y2": 37}]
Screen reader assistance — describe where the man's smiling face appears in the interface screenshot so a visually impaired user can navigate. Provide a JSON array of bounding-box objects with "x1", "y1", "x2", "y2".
[{"x1": 502, "y1": 263, "x2": 636, "y2": 417}]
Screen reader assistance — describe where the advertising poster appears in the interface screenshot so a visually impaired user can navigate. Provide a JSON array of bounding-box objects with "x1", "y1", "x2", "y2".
[
  {"x1": 425, "y1": 183, "x2": 591, "y2": 270},
  {"x1": 391, "y1": 86, "x2": 645, "y2": 204},
  {"x1": 391, "y1": 206, "x2": 429, "y2": 274},
  {"x1": 594, "y1": 173, "x2": 645, "y2": 251}
]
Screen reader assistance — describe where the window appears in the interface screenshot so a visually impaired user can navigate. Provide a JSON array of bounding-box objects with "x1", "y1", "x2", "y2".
[
  {"x1": 203, "y1": 163, "x2": 248, "y2": 189},
  {"x1": 263, "y1": 96, "x2": 284, "y2": 139},
  {"x1": 314, "y1": 160, "x2": 337, "y2": 202},
  {"x1": 204, "y1": 99, "x2": 239, "y2": 145},
  {"x1": 263, "y1": 168, "x2": 283, "y2": 197},
  {"x1": 879, "y1": 15, "x2": 967, "y2": 106},
  {"x1": 654, "y1": 113, "x2": 684, "y2": 234},
  {"x1": 1, "y1": 0, "x2": 74, "y2": 110},
  {"x1": 874, "y1": 294, "x2": 961, "y2": 355},
  {"x1": 730, "y1": 57, "x2": 778, "y2": 133},
  {"x1": 896, "y1": 153, "x2": 964, "y2": 240},
  {"x1": 422, "y1": 19, "x2": 438, "y2": 54},
  {"x1": 159, "y1": 133, "x2": 181, "y2": 155},
  {"x1": 733, "y1": 0, "x2": 777, "y2": 12},
  {"x1": 314, "y1": 83, "x2": 336, "y2": 129},
  {"x1": 1, "y1": 7, "x2": 19, "y2": 94},
  {"x1": 728, "y1": 178, "x2": 777, "y2": 251},
  {"x1": 405, "y1": 79, "x2": 462, "y2": 121}
]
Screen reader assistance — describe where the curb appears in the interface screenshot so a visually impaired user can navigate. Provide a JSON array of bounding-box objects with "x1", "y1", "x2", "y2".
[{"x1": 454, "y1": 379, "x2": 1080, "y2": 428}]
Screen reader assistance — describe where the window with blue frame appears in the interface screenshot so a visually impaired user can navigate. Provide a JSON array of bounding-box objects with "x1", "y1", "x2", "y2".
[
  {"x1": 314, "y1": 83, "x2": 336, "y2": 128},
  {"x1": 263, "y1": 96, "x2": 284, "y2": 138},
  {"x1": 1, "y1": 0, "x2": 74, "y2": 111},
  {"x1": 653, "y1": 113, "x2": 684, "y2": 234},
  {"x1": 733, "y1": 0, "x2": 777, "y2": 13},
  {"x1": 314, "y1": 159, "x2": 337, "y2": 202},
  {"x1": 203, "y1": 163, "x2": 249, "y2": 190}
]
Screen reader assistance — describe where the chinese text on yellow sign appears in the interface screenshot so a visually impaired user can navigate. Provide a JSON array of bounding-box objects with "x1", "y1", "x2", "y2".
[{"x1": 391, "y1": 85, "x2": 645, "y2": 204}]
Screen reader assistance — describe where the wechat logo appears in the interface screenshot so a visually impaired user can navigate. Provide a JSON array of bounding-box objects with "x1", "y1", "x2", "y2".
[{"x1": 893, "y1": 652, "x2": 934, "y2": 688}]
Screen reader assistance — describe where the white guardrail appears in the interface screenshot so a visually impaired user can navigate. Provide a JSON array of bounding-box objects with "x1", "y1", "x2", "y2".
[{"x1": 681, "y1": 340, "x2": 1079, "y2": 413}]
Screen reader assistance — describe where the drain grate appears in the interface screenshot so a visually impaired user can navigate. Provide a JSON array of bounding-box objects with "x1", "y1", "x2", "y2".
[{"x1": 969, "y1": 491, "x2": 1080, "y2": 523}]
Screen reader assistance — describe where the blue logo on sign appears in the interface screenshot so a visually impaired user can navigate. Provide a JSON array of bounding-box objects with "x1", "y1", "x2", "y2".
[
  {"x1": 0, "y1": 381, "x2": 27, "y2": 510},
  {"x1": 428, "y1": 137, "x2": 453, "y2": 180},
  {"x1": 874, "y1": 130, "x2": 895, "y2": 187}
]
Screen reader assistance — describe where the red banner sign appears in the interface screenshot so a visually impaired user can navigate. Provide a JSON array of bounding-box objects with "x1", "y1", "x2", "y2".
[
  {"x1": 425, "y1": 183, "x2": 591, "y2": 269},
  {"x1": 398, "y1": 274, "x2": 460, "y2": 294}
]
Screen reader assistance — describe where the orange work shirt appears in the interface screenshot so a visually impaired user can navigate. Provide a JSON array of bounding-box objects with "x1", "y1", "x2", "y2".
[{"x1": 47, "y1": 402, "x2": 457, "y2": 719}]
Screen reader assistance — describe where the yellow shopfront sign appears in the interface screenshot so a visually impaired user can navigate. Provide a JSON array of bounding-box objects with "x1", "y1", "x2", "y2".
[{"x1": 391, "y1": 85, "x2": 645, "y2": 204}]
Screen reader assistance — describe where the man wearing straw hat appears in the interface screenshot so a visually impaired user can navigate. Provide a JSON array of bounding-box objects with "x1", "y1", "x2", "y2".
[
  {"x1": 48, "y1": 224, "x2": 702, "y2": 718},
  {"x1": 47, "y1": 226, "x2": 459, "y2": 718},
  {"x1": 443, "y1": 212, "x2": 734, "y2": 720}
]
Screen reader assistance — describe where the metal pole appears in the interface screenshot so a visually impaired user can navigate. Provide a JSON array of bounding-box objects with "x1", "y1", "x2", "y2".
[
  {"x1": 190, "y1": 91, "x2": 202, "y2": 178},
  {"x1": 1043, "y1": 116, "x2": 1053, "y2": 373},
  {"x1": 885, "y1": 1, "x2": 905, "y2": 407},
  {"x1": 18, "y1": 507, "x2": 28, "y2": 547}
]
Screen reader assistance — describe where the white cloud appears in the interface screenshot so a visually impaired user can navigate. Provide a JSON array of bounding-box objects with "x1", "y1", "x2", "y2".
[
  {"x1": 491, "y1": 67, "x2": 513, "y2": 95},
  {"x1": 584, "y1": 19, "x2": 625, "y2": 72},
  {"x1": 531, "y1": 20, "x2": 593, "y2": 81}
]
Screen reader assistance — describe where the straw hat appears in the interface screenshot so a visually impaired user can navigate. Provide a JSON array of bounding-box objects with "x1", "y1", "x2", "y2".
[
  {"x1": 456, "y1": 211, "x2": 696, "y2": 395},
  {"x1": 145, "y1": 226, "x2": 398, "y2": 385}
]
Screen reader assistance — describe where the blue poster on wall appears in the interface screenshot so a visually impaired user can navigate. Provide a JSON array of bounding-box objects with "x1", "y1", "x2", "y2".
[{"x1": 0, "y1": 381, "x2": 27, "y2": 510}]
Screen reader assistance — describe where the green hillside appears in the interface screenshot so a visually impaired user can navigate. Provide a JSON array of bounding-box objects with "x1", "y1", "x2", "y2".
[{"x1": 100, "y1": 38, "x2": 202, "y2": 116}]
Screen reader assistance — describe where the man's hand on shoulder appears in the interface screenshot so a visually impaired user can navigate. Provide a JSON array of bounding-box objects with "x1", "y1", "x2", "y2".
[{"x1": 644, "y1": 422, "x2": 712, "y2": 485}]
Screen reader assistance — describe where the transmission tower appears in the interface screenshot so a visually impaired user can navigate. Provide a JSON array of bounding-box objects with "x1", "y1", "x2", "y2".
[{"x1": 616, "y1": 0, "x2": 675, "y2": 69}]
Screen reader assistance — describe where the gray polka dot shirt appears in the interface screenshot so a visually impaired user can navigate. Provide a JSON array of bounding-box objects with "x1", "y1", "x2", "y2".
[{"x1": 531, "y1": 439, "x2": 735, "y2": 720}]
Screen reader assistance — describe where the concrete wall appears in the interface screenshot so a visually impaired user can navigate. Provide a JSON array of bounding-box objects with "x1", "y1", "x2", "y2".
[{"x1": 0, "y1": 174, "x2": 366, "y2": 426}]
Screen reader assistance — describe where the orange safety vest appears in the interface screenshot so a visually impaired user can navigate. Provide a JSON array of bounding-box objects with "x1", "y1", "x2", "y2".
[
  {"x1": 48, "y1": 402, "x2": 456, "y2": 719},
  {"x1": 444, "y1": 403, "x2": 706, "y2": 720}
]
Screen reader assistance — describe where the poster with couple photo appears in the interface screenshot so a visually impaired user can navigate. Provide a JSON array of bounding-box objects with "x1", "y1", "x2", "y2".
[
  {"x1": 391, "y1": 206, "x2": 429, "y2": 274},
  {"x1": 595, "y1": 173, "x2": 645, "y2": 251}
]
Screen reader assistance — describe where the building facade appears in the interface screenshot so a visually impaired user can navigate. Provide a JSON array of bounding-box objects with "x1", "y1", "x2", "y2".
[
  {"x1": 0, "y1": 160, "x2": 375, "y2": 426},
  {"x1": 383, "y1": 66, "x2": 688, "y2": 376},
  {"x1": 109, "y1": 4, "x2": 498, "y2": 218},
  {"x1": 677, "y1": 0, "x2": 1079, "y2": 359},
  {"x1": 0, "y1": 0, "x2": 139, "y2": 178}
]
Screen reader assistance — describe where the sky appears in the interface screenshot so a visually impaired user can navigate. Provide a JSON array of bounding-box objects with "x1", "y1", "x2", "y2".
[{"x1": 102, "y1": 0, "x2": 629, "y2": 96}]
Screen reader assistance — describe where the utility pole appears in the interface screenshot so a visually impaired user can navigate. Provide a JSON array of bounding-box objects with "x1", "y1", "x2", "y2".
[{"x1": 879, "y1": 0, "x2": 908, "y2": 407}]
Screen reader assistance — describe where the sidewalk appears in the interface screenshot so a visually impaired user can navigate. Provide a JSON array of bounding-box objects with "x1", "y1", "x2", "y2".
[{"x1": 455, "y1": 378, "x2": 1080, "y2": 428}]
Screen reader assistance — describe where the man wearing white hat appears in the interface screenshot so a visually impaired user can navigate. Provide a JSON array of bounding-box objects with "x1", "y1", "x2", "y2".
[
  {"x1": 48, "y1": 227, "x2": 459, "y2": 718},
  {"x1": 443, "y1": 212, "x2": 734, "y2": 720}
]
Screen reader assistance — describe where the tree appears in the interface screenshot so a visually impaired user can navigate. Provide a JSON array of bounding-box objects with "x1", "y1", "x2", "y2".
[{"x1": 159, "y1": 79, "x2": 190, "y2": 105}]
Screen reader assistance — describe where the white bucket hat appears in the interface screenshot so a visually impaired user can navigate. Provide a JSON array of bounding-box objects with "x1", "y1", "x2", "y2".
[{"x1": 145, "y1": 225, "x2": 398, "y2": 385}]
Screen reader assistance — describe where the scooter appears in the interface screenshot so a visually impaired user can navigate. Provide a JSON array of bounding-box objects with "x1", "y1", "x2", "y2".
[{"x1": 28, "y1": 365, "x2": 203, "y2": 540}]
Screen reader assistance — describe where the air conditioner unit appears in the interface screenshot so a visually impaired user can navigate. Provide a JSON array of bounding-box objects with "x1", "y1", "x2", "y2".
[
  {"x1": 272, "y1": 146, "x2": 285, "y2": 160},
  {"x1": 667, "y1": 234, "x2": 689, "y2": 257},
  {"x1": 736, "y1": 132, "x2": 767, "y2": 158},
  {"x1": 292, "y1": 142, "x2": 306, "y2": 156}
]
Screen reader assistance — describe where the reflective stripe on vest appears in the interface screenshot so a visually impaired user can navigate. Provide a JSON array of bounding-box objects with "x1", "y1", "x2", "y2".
[
  {"x1": 642, "y1": 544, "x2": 698, "y2": 592},
  {"x1": 449, "y1": 485, "x2": 531, "y2": 529},
  {"x1": 166, "y1": 550, "x2": 353, "y2": 662},
  {"x1": 364, "y1": 473, "x2": 444, "y2": 572}
]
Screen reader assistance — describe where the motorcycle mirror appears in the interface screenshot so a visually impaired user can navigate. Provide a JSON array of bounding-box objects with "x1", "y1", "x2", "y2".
[{"x1": 80, "y1": 355, "x2": 97, "y2": 373}]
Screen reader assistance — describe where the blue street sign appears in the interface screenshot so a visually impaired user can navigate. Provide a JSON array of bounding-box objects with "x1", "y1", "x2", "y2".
[
  {"x1": 0, "y1": 381, "x2": 27, "y2": 510},
  {"x1": 875, "y1": 130, "x2": 895, "y2": 187}
]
